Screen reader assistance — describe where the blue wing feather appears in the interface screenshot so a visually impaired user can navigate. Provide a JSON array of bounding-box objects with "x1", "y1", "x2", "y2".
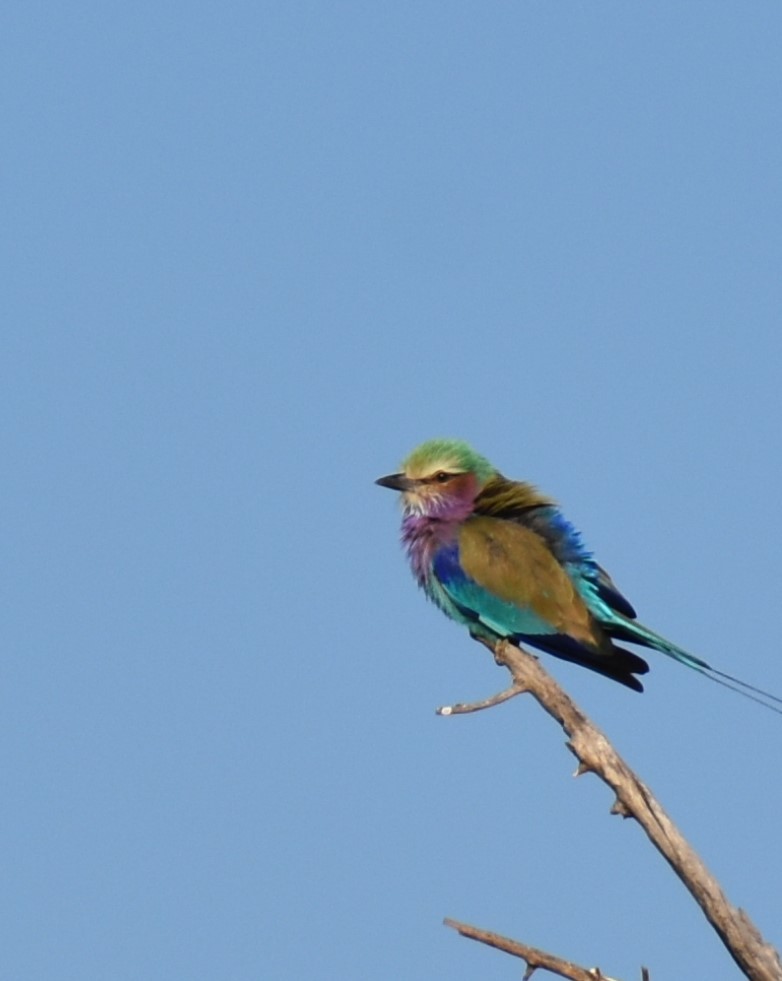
[{"x1": 518, "y1": 506, "x2": 637, "y2": 621}]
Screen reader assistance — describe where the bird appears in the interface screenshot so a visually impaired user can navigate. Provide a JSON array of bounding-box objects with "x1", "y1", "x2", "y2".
[{"x1": 376, "y1": 437, "x2": 782, "y2": 710}]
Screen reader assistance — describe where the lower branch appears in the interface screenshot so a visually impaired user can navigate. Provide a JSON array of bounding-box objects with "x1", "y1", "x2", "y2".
[{"x1": 444, "y1": 917, "x2": 626, "y2": 981}]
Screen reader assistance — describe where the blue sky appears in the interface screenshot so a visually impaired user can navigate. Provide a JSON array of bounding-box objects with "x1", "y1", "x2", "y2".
[{"x1": 3, "y1": 3, "x2": 781, "y2": 978}]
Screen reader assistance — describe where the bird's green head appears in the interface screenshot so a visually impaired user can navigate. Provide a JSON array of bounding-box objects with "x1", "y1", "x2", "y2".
[{"x1": 375, "y1": 438, "x2": 496, "y2": 516}]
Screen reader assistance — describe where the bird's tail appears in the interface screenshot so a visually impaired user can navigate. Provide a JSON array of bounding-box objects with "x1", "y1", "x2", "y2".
[{"x1": 607, "y1": 616, "x2": 782, "y2": 716}]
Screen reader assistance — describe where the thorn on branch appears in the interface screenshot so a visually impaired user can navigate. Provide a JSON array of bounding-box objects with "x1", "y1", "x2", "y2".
[{"x1": 610, "y1": 797, "x2": 633, "y2": 819}]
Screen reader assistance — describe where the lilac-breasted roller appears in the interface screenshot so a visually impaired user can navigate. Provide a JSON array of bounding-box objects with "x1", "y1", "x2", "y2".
[{"x1": 376, "y1": 438, "x2": 781, "y2": 709}]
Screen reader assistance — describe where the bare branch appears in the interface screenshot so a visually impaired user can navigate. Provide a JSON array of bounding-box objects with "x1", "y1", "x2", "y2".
[
  {"x1": 436, "y1": 682, "x2": 526, "y2": 716},
  {"x1": 444, "y1": 918, "x2": 623, "y2": 981},
  {"x1": 441, "y1": 640, "x2": 782, "y2": 981}
]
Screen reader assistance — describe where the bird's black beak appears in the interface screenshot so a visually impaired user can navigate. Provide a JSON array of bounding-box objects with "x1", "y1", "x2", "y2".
[{"x1": 375, "y1": 472, "x2": 414, "y2": 492}]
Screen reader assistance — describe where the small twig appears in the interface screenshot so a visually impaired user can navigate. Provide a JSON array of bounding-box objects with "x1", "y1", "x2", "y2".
[
  {"x1": 444, "y1": 918, "x2": 622, "y2": 981},
  {"x1": 436, "y1": 682, "x2": 526, "y2": 715}
]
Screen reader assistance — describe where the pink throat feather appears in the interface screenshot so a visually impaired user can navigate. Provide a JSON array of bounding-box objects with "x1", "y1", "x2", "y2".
[{"x1": 399, "y1": 479, "x2": 477, "y2": 584}]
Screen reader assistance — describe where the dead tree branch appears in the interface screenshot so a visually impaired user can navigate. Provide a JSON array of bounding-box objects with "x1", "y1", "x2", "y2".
[
  {"x1": 444, "y1": 917, "x2": 629, "y2": 981},
  {"x1": 440, "y1": 639, "x2": 781, "y2": 981}
]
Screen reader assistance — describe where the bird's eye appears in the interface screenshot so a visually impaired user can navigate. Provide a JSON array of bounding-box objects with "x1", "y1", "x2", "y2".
[{"x1": 434, "y1": 471, "x2": 451, "y2": 483}]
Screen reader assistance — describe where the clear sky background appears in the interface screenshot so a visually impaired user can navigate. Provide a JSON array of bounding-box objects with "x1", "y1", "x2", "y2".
[{"x1": 3, "y1": 4, "x2": 781, "y2": 979}]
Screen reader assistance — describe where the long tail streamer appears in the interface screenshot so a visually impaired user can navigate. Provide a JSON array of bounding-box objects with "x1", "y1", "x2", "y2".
[{"x1": 688, "y1": 664, "x2": 782, "y2": 717}]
